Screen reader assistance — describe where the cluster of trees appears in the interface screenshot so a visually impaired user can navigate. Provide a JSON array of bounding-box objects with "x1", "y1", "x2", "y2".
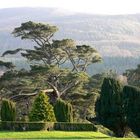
[
  {"x1": 0, "y1": 21, "x2": 101, "y2": 122},
  {"x1": 124, "y1": 64, "x2": 140, "y2": 88},
  {"x1": 0, "y1": 21, "x2": 140, "y2": 138},
  {"x1": 94, "y1": 77, "x2": 140, "y2": 137},
  {"x1": 1, "y1": 91, "x2": 73, "y2": 124},
  {"x1": 29, "y1": 91, "x2": 73, "y2": 122}
]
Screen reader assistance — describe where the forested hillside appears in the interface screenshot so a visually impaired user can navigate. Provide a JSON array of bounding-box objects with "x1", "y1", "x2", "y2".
[{"x1": 0, "y1": 7, "x2": 140, "y2": 74}]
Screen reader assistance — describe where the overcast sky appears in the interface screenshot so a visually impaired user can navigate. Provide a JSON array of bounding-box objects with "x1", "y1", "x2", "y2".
[{"x1": 0, "y1": 0, "x2": 140, "y2": 15}]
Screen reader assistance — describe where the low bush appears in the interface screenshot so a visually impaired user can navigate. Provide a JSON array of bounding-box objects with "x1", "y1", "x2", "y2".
[{"x1": 95, "y1": 125, "x2": 115, "y2": 136}]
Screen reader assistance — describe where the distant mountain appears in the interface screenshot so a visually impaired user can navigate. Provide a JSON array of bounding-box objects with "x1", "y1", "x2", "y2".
[{"x1": 0, "y1": 7, "x2": 140, "y2": 74}]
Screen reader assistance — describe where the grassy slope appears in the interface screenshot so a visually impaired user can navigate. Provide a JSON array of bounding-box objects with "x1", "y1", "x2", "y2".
[{"x1": 0, "y1": 131, "x2": 139, "y2": 139}]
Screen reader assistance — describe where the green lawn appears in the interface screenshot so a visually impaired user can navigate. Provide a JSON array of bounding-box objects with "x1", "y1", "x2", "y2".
[{"x1": 0, "y1": 131, "x2": 139, "y2": 139}]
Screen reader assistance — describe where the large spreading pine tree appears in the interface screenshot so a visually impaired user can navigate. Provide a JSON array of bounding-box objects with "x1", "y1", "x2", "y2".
[{"x1": 29, "y1": 91, "x2": 56, "y2": 122}]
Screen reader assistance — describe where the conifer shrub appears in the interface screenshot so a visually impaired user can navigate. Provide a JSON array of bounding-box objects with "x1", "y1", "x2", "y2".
[
  {"x1": 1, "y1": 99, "x2": 16, "y2": 129},
  {"x1": 54, "y1": 99, "x2": 73, "y2": 122},
  {"x1": 29, "y1": 91, "x2": 56, "y2": 122}
]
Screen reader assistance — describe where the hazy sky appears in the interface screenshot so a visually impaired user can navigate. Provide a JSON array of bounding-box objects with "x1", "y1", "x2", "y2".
[{"x1": 0, "y1": 0, "x2": 140, "y2": 15}]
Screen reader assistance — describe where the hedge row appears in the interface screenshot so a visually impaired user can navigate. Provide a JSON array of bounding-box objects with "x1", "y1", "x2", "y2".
[
  {"x1": 1, "y1": 121, "x2": 54, "y2": 131},
  {"x1": 0, "y1": 121, "x2": 97, "y2": 131},
  {"x1": 54, "y1": 122, "x2": 97, "y2": 131}
]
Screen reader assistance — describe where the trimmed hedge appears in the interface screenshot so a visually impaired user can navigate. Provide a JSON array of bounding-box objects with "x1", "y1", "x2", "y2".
[
  {"x1": 0, "y1": 121, "x2": 97, "y2": 131},
  {"x1": 0, "y1": 121, "x2": 54, "y2": 131},
  {"x1": 54, "y1": 122, "x2": 97, "y2": 131}
]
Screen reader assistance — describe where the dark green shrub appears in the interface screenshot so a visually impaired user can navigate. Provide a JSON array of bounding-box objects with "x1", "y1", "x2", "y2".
[
  {"x1": 1, "y1": 99, "x2": 16, "y2": 121},
  {"x1": 1, "y1": 99, "x2": 16, "y2": 130},
  {"x1": 123, "y1": 85, "x2": 140, "y2": 136},
  {"x1": 29, "y1": 91, "x2": 56, "y2": 122},
  {"x1": 95, "y1": 77, "x2": 125, "y2": 137},
  {"x1": 54, "y1": 122, "x2": 97, "y2": 131},
  {"x1": 54, "y1": 99, "x2": 73, "y2": 122}
]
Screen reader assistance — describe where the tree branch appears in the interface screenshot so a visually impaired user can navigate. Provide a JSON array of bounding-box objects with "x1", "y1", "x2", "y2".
[{"x1": 60, "y1": 80, "x2": 79, "y2": 96}]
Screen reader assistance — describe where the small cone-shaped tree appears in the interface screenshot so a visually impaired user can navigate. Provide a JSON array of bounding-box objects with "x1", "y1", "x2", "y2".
[
  {"x1": 29, "y1": 91, "x2": 56, "y2": 122},
  {"x1": 95, "y1": 77, "x2": 125, "y2": 137},
  {"x1": 1, "y1": 99, "x2": 16, "y2": 121},
  {"x1": 54, "y1": 99, "x2": 73, "y2": 122}
]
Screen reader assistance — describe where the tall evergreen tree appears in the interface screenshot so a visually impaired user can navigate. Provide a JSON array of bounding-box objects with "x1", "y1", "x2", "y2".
[
  {"x1": 123, "y1": 85, "x2": 140, "y2": 136},
  {"x1": 95, "y1": 77, "x2": 125, "y2": 137}
]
